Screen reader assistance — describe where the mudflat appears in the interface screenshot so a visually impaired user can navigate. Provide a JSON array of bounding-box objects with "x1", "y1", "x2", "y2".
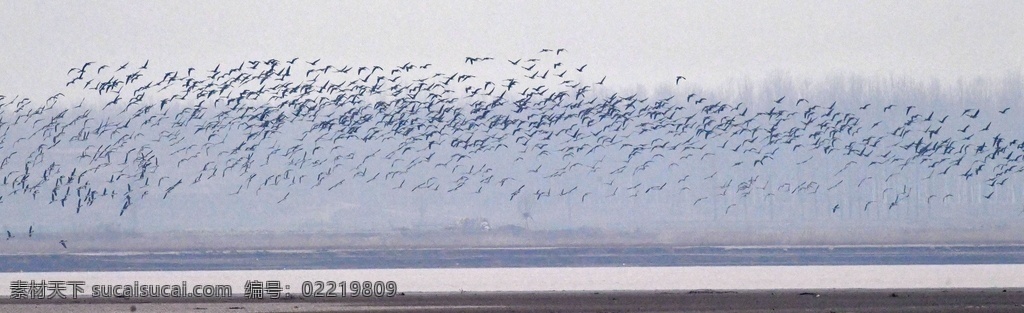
[{"x1": 1, "y1": 289, "x2": 1023, "y2": 312}]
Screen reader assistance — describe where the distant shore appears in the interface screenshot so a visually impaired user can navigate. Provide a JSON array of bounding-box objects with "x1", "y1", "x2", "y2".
[{"x1": 5, "y1": 226, "x2": 1024, "y2": 255}]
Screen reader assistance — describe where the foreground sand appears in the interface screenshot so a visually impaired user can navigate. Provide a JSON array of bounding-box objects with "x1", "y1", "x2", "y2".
[{"x1": 1, "y1": 289, "x2": 1023, "y2": 312}]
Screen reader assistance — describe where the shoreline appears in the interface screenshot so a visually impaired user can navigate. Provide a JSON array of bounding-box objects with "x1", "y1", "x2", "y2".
[
  {"x1": 4, "y1": 230, "x2": 1024, "y2": 255},
  {"x1": 1, "y1": 289, "x2": 1022, "y2": 312},
  {"x1": 4, "y1": 242, "x2": 1024, "y2": 256}
]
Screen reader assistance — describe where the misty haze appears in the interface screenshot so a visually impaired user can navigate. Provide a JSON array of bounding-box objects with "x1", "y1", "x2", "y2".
[{"x1": 0, "y1": 0, "x2": 1022, "y2": 282}]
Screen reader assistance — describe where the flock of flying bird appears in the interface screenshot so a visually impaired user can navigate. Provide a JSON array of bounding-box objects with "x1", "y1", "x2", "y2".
[{"x1": 1, "y1": 49, "x2": 1022, "y2": 249}]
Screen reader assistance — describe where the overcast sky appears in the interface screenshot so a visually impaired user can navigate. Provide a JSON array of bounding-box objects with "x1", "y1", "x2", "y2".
[{"x1": 1, "y1": 0, "x2": 1023, "y2": 99}]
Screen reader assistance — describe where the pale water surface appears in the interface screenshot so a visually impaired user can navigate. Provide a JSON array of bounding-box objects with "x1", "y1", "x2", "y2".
[{"x1": 1, "y1": 265, "x2": 1022, "y2": 296}]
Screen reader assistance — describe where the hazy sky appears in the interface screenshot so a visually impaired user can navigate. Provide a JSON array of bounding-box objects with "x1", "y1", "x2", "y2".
[
  {"x1": 2, "y1": 1, "x2": 1024, "y2": 241},
  {"x1": 1, "y1": 0, "x2": 1023, "y2": 98}
]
